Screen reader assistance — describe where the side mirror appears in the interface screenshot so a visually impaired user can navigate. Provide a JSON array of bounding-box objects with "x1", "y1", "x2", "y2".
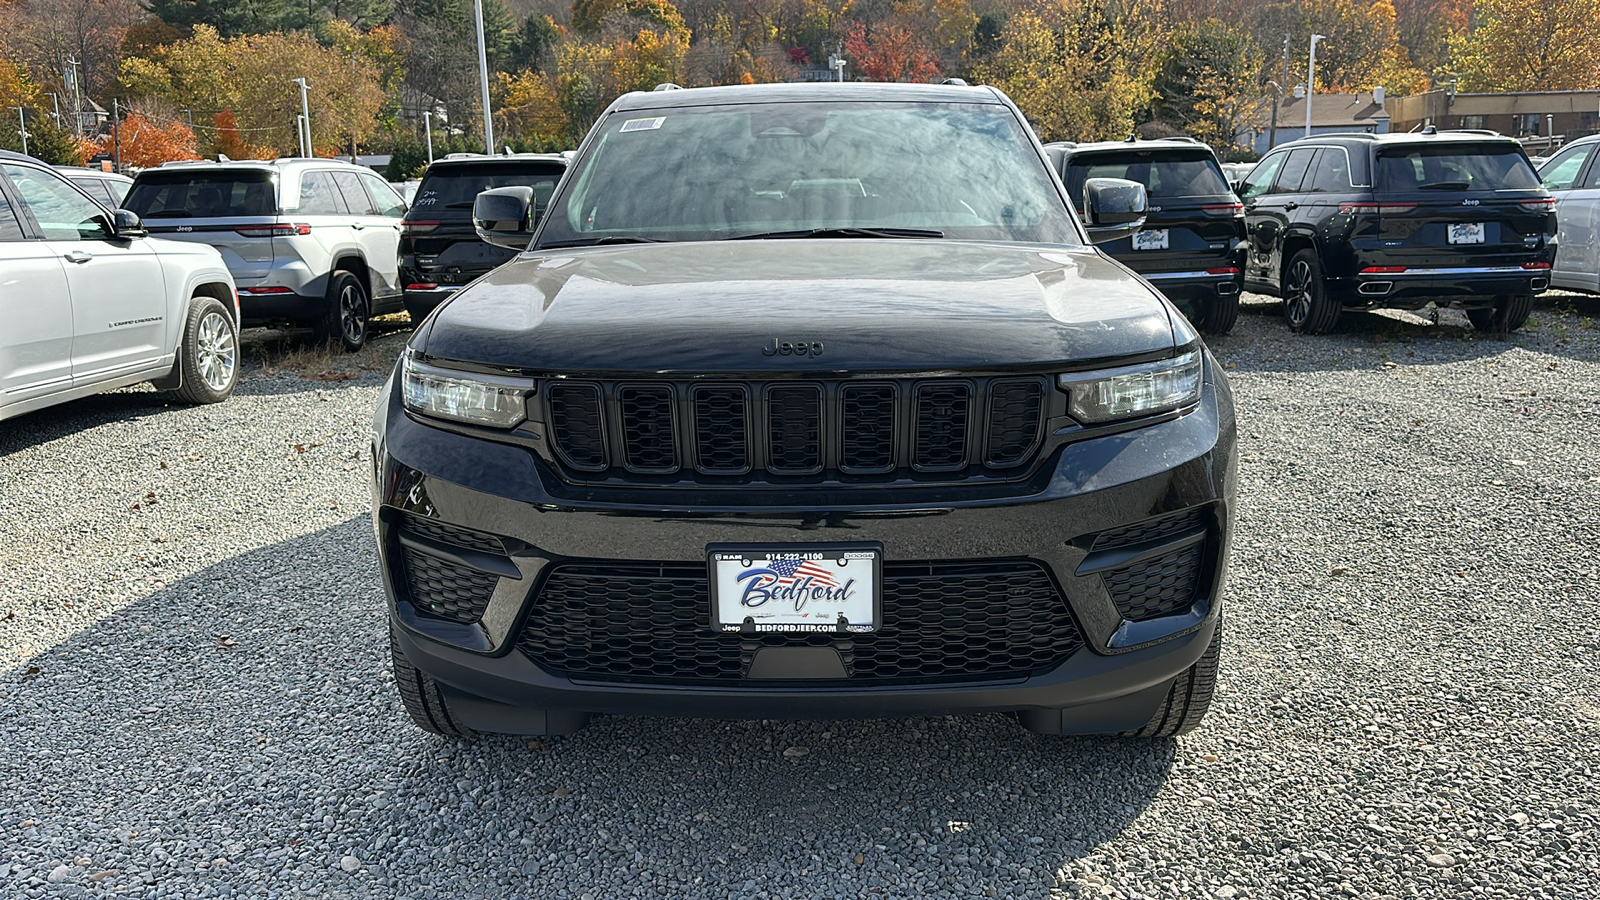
[
  {"x1": 1082, "y1": 177, "x2": 1147, "y2": 244},
  {"x1": 473, "y1": 186, "x2": 537, "y2": 250},
  {"x1": 112, "y1": 209, "x2": 147, "y2": 239}
]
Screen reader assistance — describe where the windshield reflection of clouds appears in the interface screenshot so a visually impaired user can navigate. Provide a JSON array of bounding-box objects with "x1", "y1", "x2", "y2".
[{"x1": 542, "y1": 102, "x2": 1079, "y2": 247}]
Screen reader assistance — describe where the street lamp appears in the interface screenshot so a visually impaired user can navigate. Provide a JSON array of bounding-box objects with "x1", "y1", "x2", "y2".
[
  {"x1": 423, "y1": 110, "x2": 434, "y2": 165},
  {"x1": 473, "y1": 0, "x2": 494, "y2": 153},
  {"x1": 1265, "y1": 80, "x2": 1283, "y2": 150},
  {"x1": 1305, "y1": 34, "x2": 1326, "y2": 140},
  {"x1": 12, "y1": 106, "x2": 28, "y2": 156},
  {"x1": 292, "y1": 77, "x2": 312, "y2": 157},
  {"x1": 828, "y1": 52, "x2": 847, "y2": 82}
]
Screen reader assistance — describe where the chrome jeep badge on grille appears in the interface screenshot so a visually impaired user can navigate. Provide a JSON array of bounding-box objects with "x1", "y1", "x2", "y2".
[{"x1": 762, "y1": 339, "x2": 824, "y2": 357}]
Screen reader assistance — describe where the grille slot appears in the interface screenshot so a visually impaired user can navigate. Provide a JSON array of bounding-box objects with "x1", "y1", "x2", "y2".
[
  {"x1": 840, "y1": 384, "x2": 896, "y2": 472},
  {"x1": 400, "y1": 515, "x2": 505, "y2": 554},
  {"x1": 985, "y1": 379, "x2": 1045, "y2": 466},
  {"x1": 1102, "y1": 543, "x2": 1205, "y2": 621},
  {"x1": 400, "y1": 546, "x2": 499, "y2": 623},
  {"x1": 546, "y1": 383, "x2": 607, "y2": 471},
  {"x1": 518, "y1": 561, "x2": 1082, "y2": 684},
  {"x1": 692, "y1": 385, "x2": 750, "y2": 474},
  {"x1": 617, "y1": 384, "x2": 678, "y2": 473},
  {"x1": 766, "y1": 385, "x2": 823, "y2": 474},
  {"x1": 913, "y1": 381, "x2": 972, "y2": 471}
]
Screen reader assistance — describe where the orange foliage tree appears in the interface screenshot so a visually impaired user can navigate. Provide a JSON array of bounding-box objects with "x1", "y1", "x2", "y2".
[
  {"x1": 841, "y1": 21, "x2": 940, "y2": 82},
  {"x1": 110, "y1": 113, "x2": 201, "y2": 167}
]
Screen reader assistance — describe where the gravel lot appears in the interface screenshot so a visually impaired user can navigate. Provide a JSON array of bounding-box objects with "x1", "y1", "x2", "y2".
[{"x1": 2, "y1": 295, "x2": 1598, "y2": 899}]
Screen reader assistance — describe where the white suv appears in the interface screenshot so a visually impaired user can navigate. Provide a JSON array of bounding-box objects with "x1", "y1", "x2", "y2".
[
  {"x1": 0, "y1": 151, "x2": 239, "y2": 422},
  {"x1": 1538, "y1": 134, "x2": 1600, "y2": 295},
  {"x1": 123, "y1": 158, "x2": 408, "y2": 350}
]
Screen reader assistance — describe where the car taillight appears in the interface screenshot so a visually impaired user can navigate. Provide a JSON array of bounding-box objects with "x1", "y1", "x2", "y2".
[
  {"x1": 1201, "y1": 203, "x2": 1244, "y2": 216},
  {"x1": 1206, "y1": 267, "x2": 1240, "y2": 275},
  {"x1": 1517, "y1": 198, "x2": 1556, "y2": 212},
  {"x1": 406, "y1": 283, "x2": 439, "y2": 291},
  {"x1": 1340, "y1": 202, "x2": 1418, "y2": 215},
  {"x1": 234, "y1": 223, "x2": 311, "y2": 237},
  {"x1": 1521, "y1": 262, "x2": 1551, "y2": 269},
  {"x1": 402, "y1": 221, "x2": 441, "y2": 234},
  {"x1": 1361, "y1": 266, "x2": 1408, "y2": 274},
  {"x1": 240, "y1": 286, "x2": 293, "y2": 294}
]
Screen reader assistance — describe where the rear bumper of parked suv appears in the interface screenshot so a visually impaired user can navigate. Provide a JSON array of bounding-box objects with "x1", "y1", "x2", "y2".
[
  {"x1": 1333, "y1": 263, "x2": 1553, "y2": 306},
  {"x1": 370, "y1": 362, "x2": 1237, "y2": 735}
]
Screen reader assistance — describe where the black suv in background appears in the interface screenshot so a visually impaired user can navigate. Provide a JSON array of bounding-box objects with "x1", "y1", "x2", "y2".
[
  {"x1": 1238, "y1": 130, "x2": 1556, "y2": 333},
  {"x1": 1048, "y1": 139, "x2": 1246, "y2": 335},
  {"x1": 399, "y1": 153, "x2": 568, "y2": 320}
]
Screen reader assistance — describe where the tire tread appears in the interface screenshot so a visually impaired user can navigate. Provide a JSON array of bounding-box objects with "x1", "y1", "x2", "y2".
[{"x1": 390, "y1": 630, "x2": 475, "y2": 737}]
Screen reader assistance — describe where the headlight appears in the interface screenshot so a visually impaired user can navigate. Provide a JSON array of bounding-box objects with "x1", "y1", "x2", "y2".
[
  {"x1": 401, "y1": 350, "x2": 533, "y2": 428},
  {"x1": 1058, "y1": 350, "x2": 1203, "y2": 424}
]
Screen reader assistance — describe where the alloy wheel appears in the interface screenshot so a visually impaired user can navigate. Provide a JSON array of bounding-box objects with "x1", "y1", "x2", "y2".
[
  {"x1": 196, "y1": 311, "x2": 236, "y2": 392},
  {"x1": 340, "y1": 284, "x2": 367, "y2": 345},
  {"x1": 1284, "y1": 260, "x2": 1313, "y2": 326}
]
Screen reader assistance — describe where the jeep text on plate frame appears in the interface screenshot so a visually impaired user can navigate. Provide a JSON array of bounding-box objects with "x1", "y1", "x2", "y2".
[{"x1": 707, "y1": 544, "x2": 882, "y2": 634}]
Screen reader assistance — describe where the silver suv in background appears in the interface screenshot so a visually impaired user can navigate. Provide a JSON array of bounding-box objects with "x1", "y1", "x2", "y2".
[
  {"x1": 55, "y1": 167, "x2": 136, "y2": 207},
  {"x1": 122, "y1": 158, "x2": 408, "y2": 350}
]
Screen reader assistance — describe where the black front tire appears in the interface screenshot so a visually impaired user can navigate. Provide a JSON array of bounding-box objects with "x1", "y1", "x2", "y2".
[
  {"x1": 170, "y1": 297, "x2": 239, "y2": 404},
  {"x1": 1282, "y1": 249, "x2": 1341, "y2": 334},
  {"x1": 1466, "y1": 294, "x2": 1533, "y2": 335},
  {"x1": 391, "y1": 630, "x2": 475, "y2": 737},
  {"x1": 1195, "y1": 292, "x2": 1240, "y2": 336},
  {"x1": 1122, "y1": 623, "x2": 1222, "y2": 738},
  {"x1": 314, "y1": 271, "x2": 370, "y2": 351}
]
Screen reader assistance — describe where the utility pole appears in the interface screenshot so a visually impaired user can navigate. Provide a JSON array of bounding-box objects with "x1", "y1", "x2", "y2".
[
  {"x1": 65, "y1": 55, "x2": 82, "y2": 137},
  {"x1": 48, "y1": 93, "x2": 61, "y2": 126},
  {"x1": 1266, "y1": 81, "x2": 1283, "y2": 151},
  {"x1": 423, "y1": 111, "x2": 434, "y2": 165},
  {"x1": 472, "y1": 0, "x2": 494, "y2": 153},
  {"x1": 112, "y1": 98, "x2": 121, "y2": 172},
  {"x1": 292, "y1": 77, "x2": 312, "y2": 157},
  {"x1": 1276, "y1": 33, "x2": 1289, "y2": 149},
  {"x1": 182, "y1": 108, "x2": 193, "y2": 129},
  {"x1": 1306, "y1": 34, "x2": 1326, "y2": 140},
  {"x1": 12, "y1": 107, "x2": 27, "y2": 157}
]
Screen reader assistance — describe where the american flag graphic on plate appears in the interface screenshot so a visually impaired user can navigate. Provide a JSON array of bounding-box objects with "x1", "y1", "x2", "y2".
[{"x1": 710, "y1": 547, "x2": 879, "y2": 633}]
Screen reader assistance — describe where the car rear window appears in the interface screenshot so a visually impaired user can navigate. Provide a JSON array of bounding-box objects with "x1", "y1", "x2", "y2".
[
  {"x1": 1375, "y1": 145, "x2": 1540, "y2": 192},
  {"x1": 410, "y1": 163, "x2": 565, "y2": 216},
  {"x1": 123, "y1": 171, "x2": 278, "y2": 218},
  {"x1": 1065, "y1": 151, "x2": 1231, "y2": 204}
]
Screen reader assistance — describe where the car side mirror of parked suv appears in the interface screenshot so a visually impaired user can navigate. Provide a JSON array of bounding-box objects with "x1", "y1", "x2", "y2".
[
  {"x1": 474, "y1": 186, "x2": 538, "y2": 250},
  {"x1": 1082, "y1": 177, "x2": 1147, "y2": 244},
  {"x1": 112, "y1": 209, "x2": 147, "y2": 239}
]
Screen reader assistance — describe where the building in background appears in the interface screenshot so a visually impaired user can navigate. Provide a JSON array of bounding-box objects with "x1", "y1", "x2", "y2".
[
  {"x1": 1388, "y1": 89, "x2": 1600, "y2": 155},
  {"x1": 1237, "y1": 90, "x2": 1390, "y2": 156}
]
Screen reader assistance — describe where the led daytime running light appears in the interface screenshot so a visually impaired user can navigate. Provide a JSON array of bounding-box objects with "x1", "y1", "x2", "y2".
[
  {"x1": 1058, "y1": 351, "x2": 1203, "y2": 424},
  {"x1": 401, "y1": 351, "x2": 533, "y2": 428}
]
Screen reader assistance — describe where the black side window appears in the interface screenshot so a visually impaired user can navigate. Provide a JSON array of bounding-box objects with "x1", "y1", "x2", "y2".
[
  {"x1": 298, "y1": 172, "x2": 346, "y2": 215},
  {"x1": 1303, "y1": 149, "x2": 1353, "y2": 193},
  {"x1": 0, "y1": 181, "x2": 26, "y2": 240},
  {"x1": 331, "y1": 171, "x2": 378, "y2": 215},
  {"x1": 1271, "y1": 149, "x2": 1317, "y2": 194}
]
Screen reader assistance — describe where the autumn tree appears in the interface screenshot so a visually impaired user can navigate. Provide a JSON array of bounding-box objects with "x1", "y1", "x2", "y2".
[
  {"x1": 1, "y1": 0, "x2": 144, "y2": 99},
  {"x1": 391, "y1": 0, "x2": 517, "y2": 140},
  {"x1": 841, "y1": 21, "x2": 940, "y2": 82},
  {"x1": 1252, "y1": 0, "x2": 1427, "y2": 95},
  {"x1": 494, "y1": 69, "x2": 571, "y2": 145},
  {"x1": 1392, "y1": 0, "x2": 1472, "y2": 78},
  {"x1": 106, "y1": 112, "x2": 200, "y2": 166},
  {"x1": 1150, "y1": 19, "x2": 1265, "y2": 149},
  {"x1": 1448, "y1": 0, "x2": 1600, "y2": 92}
]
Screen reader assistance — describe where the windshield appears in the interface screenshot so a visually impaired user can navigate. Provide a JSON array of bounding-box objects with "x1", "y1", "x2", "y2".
[
  {"x1": 1064, "y1": 152, "x2": 1231, "y2": 206},
  {"x1": 123, "y1": 171, "x2": 277, "y2": 218},
  {"x1": 412, "y1": 162, "x2": 565, "y2": 213},
  {"x1": 537, "y1": 101, "x2": 1079, "y2": 247},
  {"x1": 1375, "y1": 145, "x2": 1540, "y2": 192}
]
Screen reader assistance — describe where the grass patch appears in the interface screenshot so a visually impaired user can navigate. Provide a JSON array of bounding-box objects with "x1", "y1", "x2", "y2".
[{"x1": 243, "y1": 314, "x2": 413, "y2": 380}]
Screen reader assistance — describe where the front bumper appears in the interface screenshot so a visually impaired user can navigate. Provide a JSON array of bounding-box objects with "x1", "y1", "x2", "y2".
[{"x1": 371, "y1": 362, "x2": 1237, "y2": 733}]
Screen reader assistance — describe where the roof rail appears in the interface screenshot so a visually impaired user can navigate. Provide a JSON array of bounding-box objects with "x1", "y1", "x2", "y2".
[
  {"x1": 1306, "y1": 132, "x2": 1382, "y2": 140},
  {"x1": 941, "y1": 77, "x2": 969, "y2": 86},
  {"x1": 1446, "y1": 128, "x2": 1502, "y2": 136},
  {"x1": 653, "y1": 82, "x2": 682, "y2": 91},
  {"x1": 1167, "y1": 136, "x2": 1201, "y2": 144},
  {"x1": 442, "y1": 152, "x2": 485, "y2": 160}
]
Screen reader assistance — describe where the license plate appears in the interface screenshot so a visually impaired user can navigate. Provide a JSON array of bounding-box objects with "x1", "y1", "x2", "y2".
[
  {"x1": 1132, "y1": 229, "x2": 1169, "y2": 250},
  {"x1": 709, "y1": 545, "x2": 880, "y2": 634},
  {"x1": 1448, "y1": 223, "x2": 1485, "y2": 244}
]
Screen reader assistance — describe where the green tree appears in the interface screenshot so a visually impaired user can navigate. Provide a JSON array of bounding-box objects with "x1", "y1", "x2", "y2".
[
  {"x1": 1150, "y1": 19, "x2": 1264, "y2": 148},
  {"x1": 1447, "y1": 0, "x2": 1600, "y2": 92},
  {"x1": 143, "y1": 0, "x2": 309, "y2": 36}
]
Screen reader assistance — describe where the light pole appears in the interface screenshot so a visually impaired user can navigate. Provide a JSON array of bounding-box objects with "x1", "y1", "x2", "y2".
[
  {"x1": 473, "y1": 0, "x2": 494, "y2": 153},
  {"x1": 293, "y1": 77, "x2": 312, "y2": 157},
  {"x1": 12, "y1": 106, "x2": 27, "y2": 156},
  {"x1": 1265, "y1": 80, "x2": 1283, "y2": 150},
  {"x1": 64, "y1": 55, "x2": 81, "y2": 136},
  {"x1": 828, "y1": 50, "x2": 846, "y2": 82},
  {"x1": 1305, "y1": 34, "x2": 1326, "y2": 140},
  {"x1": 423, "y1": 110, "x2": 434, "y2": 164},
  {"x1": 48, "y1": 93, "x2": 61, "y2": 126}
]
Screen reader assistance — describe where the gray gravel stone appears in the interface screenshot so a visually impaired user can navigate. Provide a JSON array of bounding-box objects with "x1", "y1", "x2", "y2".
[{"x1": 1, "y1": 300, "x2": 1599, "y2": 898}]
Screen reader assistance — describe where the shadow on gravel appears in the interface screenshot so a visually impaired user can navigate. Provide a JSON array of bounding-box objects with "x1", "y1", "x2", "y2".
[
  {"x1": 2, "y1": 518, "x2": 1173, "y2": 895},
  {"x1": 0, "y1": 388, "x2": 201, "y2": 457},
  {"x1": 1213, "y1": 292, "x2": 1600, "y2": 373}
]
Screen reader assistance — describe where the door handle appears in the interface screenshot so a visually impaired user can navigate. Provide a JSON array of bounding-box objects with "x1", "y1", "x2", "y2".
[
  {"x1": 1284, "y1": 202, "x2": 1299, "y2": 211},
  {"x1": 64, "y1": 250, "x2": 93, "y2": 264},
  {"x1": 351, "y1": 223, "x2": 366, "y2": 230}
]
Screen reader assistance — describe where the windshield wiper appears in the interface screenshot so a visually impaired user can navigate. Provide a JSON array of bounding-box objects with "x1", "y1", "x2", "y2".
[
  {"x1": 729, "y1": 227, "x2": 944, "y2": 240},
  {"x1": 541, "y1": 236, "x2": 671, "y2": 248},
  {"x1": 1418, "y1": 181, "x2": 1472, "y2": 190}
]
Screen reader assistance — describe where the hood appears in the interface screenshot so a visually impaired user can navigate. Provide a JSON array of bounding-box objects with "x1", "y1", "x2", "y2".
[{"x1": 418, "y1": 240, "x2": 1178, "y2": 373}]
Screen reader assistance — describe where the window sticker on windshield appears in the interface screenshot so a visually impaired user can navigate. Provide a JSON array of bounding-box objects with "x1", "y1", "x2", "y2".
[{"x1": 620, "y1": 117, "x2": 665, "y2": 133}]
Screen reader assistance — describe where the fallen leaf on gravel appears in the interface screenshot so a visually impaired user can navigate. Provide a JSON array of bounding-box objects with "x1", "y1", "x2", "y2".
[
  {"x1": 1201, "y1": 754, "x2": 1218, "y2": 763},
  {"x1": 526, "y1": 739, "x2": 548, "y2": 751},
  {"x1": 185, "y1": 454, "x2": 202, "y2": 461},
  {"x1": 1330, "y1": 567, "x2": 1349, "y2": 576},
  {"x1": 23, "y1": 666, "x2": 39, "y2": 676},
  {"x1": 129, "y1": 504, "x2": 140, "y2": 511},
  {"x1": 1510, "y1": 460, "x2": 1527, "y2": 467},
  {"x1": 1, "y1": 611, "x2": 12, "y2": 621},
  {"x1": 216, "y1": 635, "x2": 237, "y2": 649},
  {"x1": 553, "y1": 787, "x2": 571, "y2": 799},
  {"x1": 158, "y1": 461, "x2": 167, "y2": 469},
  {"x1": 289, "y1": 625, "x2": 304, "y2": 633},
  {"x1": 854, "y1": 854, "x2": 865, "y2": 865},
  {"x1": 153, "y1": 536, "x2": 169, "y2": 544},
  {"x1": 294, "y1": 441, "x2": 325, "y2": 454},
  {"x1": 88, "y1": 871, "x2": 115, "y2": 882}
]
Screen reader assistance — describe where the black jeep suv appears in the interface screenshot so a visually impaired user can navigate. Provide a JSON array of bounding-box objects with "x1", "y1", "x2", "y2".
[
  {"x1": 1048, "y1": 139, "x2": 1246, "y2": 335},
  {"x1": 373, "y1": 83, "x2": 1236, "y2": 740},
  {"x1": 1238, "y1": 130, "x2": 1556, "y2": 333},
  {"x1": 399, "y1": 153, "x2": 567, "y2": 321}
]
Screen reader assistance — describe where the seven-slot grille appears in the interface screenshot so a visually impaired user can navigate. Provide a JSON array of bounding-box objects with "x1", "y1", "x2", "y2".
[{"x1": 543, "y1": 377, "x2": 1048, "y2": 479}]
